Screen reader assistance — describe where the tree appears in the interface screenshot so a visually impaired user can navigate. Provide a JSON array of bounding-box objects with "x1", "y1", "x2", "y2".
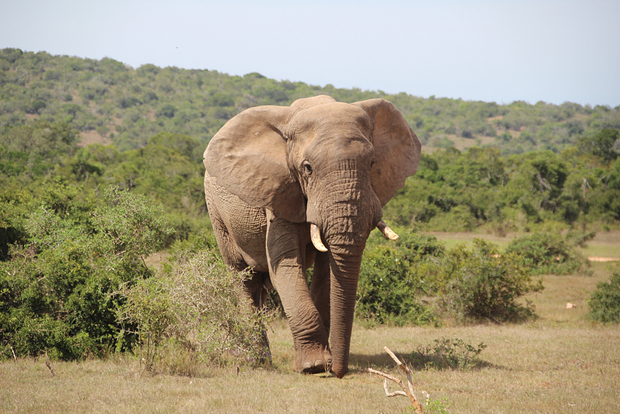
[{"x1": 578, "y1": 129, "x2": 620, "y2": 163}]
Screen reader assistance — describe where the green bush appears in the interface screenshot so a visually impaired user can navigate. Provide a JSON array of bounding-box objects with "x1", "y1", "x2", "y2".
[
  {"x1": 588, "y1": 272, "x2": 620, "y2": 323},
  {"x1": 356, "y1": 231, "x2": 443, "y2": 325},
  {"x1": 436, "y1": 239, "x2": 543, "y2": 323},
  {"x1": 358, "y1": 232, "x2": 544, "y2": 325},
  {"x1": 505, "y1": 232, "x2": 590, "y2": 275},
  {"x1": 0, "y1": 186, "x2": 172, "y2": 360},
  {"x1": 119, "y1": 249, "x2": 274, "y2": 374}
]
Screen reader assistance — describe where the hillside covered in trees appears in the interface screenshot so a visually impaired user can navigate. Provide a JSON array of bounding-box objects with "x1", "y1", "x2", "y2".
[
  {"x1": 2, "y1": 48, "x2": 619, "y2": 154},
  {"x1": 2, "y1": 48, "x2": 620, "y2": 241}
]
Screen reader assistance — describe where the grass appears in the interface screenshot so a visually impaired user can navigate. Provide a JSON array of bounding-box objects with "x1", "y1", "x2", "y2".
[
  {"x1": 2, "y1": 244, "x2": 620, "y2": 413},
  {"x1": 577, "y1": 230, "x2": 620, "y2": 259},
  {"x1": 430, "y1": 230, "x2": 620, "y2": 260}
]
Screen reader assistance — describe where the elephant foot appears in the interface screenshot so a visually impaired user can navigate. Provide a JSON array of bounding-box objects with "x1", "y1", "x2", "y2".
[{"x1": 294, "y1": 346, "x2": 332, "y2": 374}]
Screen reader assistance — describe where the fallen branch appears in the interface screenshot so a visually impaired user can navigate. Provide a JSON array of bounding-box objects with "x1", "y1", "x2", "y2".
[
  {"x1": 45, "y1": 360, "x2": 55, "y2": 377},
  {"x1": 368, "y1": 346, "x2": 424, "y2": 413}
]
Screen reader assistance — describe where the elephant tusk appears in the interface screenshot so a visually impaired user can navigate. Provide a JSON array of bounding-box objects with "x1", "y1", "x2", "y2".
[
  {"x1": 310, "y1": 224, "x2": 328, "y2": 252},
  {"x1": 377, "y1": 220, "x2": 399, "y2": 241}
]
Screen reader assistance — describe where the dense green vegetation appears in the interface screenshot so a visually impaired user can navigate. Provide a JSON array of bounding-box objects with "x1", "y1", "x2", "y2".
[
  {"x1": 385, "y1": 135, "x2": 620, "y2": 232},
  {"x1": 588, "y1": 272, "x2": 620, "y2": 323},
  {"x1": 2, "y1": 48, "x2": 619, "y2": 153},
  {"x1": 1, "y1": 48, "x2": 619, "y2": 361},
  {"x1": 357, "y1": 230, "x2": 575, "y2": 325},
  {"x1": 0, "y1": 187, "x2": 171, "y2": 359}
]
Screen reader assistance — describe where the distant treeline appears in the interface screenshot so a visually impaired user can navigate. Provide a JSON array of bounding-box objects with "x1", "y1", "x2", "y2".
[
  {"x1": 1, "y1": 47, "x2": 619, "y2": 240},
  {"x1": 1, "y1": 47, "x2": 619, "y2": 154}
]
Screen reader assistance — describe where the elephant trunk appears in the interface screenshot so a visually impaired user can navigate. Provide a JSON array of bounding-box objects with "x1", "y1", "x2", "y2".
[
  {"x1": 306, "y1": 164, "x2": 382, "y2": 378},
  {"x1": 327, "y1": 244, "x2": 364, "y2": 378}
]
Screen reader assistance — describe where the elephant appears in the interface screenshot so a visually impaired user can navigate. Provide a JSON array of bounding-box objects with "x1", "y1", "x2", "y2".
[{"x1": 203, "y1": 95, "x2": 421, "y2": 378}]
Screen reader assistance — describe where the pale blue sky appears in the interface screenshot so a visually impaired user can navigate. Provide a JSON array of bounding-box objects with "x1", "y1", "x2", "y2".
[{"x1": 1, "y1": 0, "x2": 619, "y2": 106}]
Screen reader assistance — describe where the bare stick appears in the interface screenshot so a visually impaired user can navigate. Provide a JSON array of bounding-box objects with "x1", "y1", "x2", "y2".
[
  {"x1": 368, "y1": 347, "x2": 424, "y2": 414},
  {"x1": 10, "y1": 345, "x2": 17, "y2": 362},
  {"x1": 45, "y1": 360, "x2": 55, "y2": 377},
  {"x1": 384, "y1": 346, "x2": 417, "y2": 397}
]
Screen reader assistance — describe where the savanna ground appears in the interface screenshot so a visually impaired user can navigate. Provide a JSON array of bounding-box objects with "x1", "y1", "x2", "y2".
[{"x1": 1, "y1": 233, "x2": 619, "y2": 413}]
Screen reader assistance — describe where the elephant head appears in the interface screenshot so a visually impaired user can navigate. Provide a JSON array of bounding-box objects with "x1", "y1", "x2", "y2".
[{"x1": 204, "y1": 95, "x2": 421, "y2": 377}]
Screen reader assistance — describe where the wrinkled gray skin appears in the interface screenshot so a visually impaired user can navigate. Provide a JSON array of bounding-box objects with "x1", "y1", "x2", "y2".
[{"x1": 203, "y1": 95, "x2": 421, "y2": 378}]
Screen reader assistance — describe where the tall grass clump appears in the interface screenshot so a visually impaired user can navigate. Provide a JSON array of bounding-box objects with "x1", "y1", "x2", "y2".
[
  {"x1": 588, "y1": 272, "x2": 620, "y2": 323},
  {"x1": 119, "y1": 249, "x2": 274, "y2": 375}
]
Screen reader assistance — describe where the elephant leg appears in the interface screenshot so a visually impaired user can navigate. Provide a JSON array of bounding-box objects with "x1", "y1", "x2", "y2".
[
  {"x1": 266, "y1": 212, "x2": 331, "y2": 374},
  {"x1": 205, "y1": 193, "x2": 247, "y2": 272},
  {"x1": 310, "y1": 251, "x2": 331, "y2": 337}
]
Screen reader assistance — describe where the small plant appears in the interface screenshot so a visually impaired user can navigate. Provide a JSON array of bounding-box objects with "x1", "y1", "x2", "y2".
[
  {"x1": 587, "y1": 272, "x2": 620, "y2": 323},
  {"x1": 409, "y1": 338, "x2": 487, "y2": 371},
  {"x1": 424, "y1": 397, "x2": 452, "y2": 414}
]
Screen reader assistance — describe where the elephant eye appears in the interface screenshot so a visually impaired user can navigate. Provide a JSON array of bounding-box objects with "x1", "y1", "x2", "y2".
[
  {"x1": 303, "y1": 162, "x2": 313, "y2": 176},
  {"x1": 370, "y1": 159, "x2": 376, "y2": 170}
]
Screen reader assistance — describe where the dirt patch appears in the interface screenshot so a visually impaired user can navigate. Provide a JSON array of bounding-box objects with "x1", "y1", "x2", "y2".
[
  {"x1": 78, "y1": 130, "x2": 112, "y2": 147},
  {"x1": 588, "y1": 257, "x2": 620, "y2": 262},
  {"x1": 146, "y1": 109, "x2": 156, "y2": 121}
]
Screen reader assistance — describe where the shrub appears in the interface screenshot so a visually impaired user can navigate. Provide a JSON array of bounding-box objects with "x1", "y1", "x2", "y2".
[
  {"x1": 436, "y1": 239, "x2": 543, "y2": 323},
  {"x1": 357, "y1": 245, "x2": 434, "y2": 325},
  {"x1": 505, "y1": 232, "x2": 590, "y2": 275},
  {"x1": 119, "y1": 249, "x2": 274, "y2": 374},
  {"x1": 0, "y1": 187, "x2": 172, "y2": 360},
  {"x1": 356, "y1": 231, "x2": 443, "y2": 325},
  {"x1": 588, "y1": 272, "x2": 620, "y2": 323},
  {"x1": 394, "y1": 230, "x2": 446, "y2": 261}
]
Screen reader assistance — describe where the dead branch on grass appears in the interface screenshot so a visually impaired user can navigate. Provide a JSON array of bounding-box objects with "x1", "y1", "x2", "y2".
[
  {"x1": 45, "y1": 360, "x2": 55, "y2": 377},
  {"x1": 368, "y1": 346, "x2": 424, "y2": 413}
]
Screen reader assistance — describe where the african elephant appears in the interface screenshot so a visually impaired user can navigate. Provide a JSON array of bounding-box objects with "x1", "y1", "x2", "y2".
[{"x1": 203, "y1": 95, "x2": 421, "y2": 378}]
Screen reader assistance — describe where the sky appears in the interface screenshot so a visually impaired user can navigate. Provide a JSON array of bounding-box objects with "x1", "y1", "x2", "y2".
[{"x1": 1, "y1": 0, "x2": 619, "y2": 107}]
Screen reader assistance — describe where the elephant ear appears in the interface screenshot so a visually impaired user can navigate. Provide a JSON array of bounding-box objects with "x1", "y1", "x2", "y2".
[
  {"x1": 354, "y1": 99, "x2": 422, "y2": 207},
  {"x1": 204, "y1": 105, "x2": 307, "y2": 223}
]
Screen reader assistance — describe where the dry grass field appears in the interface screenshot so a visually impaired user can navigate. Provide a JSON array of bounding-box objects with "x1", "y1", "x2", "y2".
[
  {"x1": 1, "y1": 236, "x2": 619, "y2": 413},
  {"x1": 431, "y1": 230, "x2": 620, "y2": 261}
]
